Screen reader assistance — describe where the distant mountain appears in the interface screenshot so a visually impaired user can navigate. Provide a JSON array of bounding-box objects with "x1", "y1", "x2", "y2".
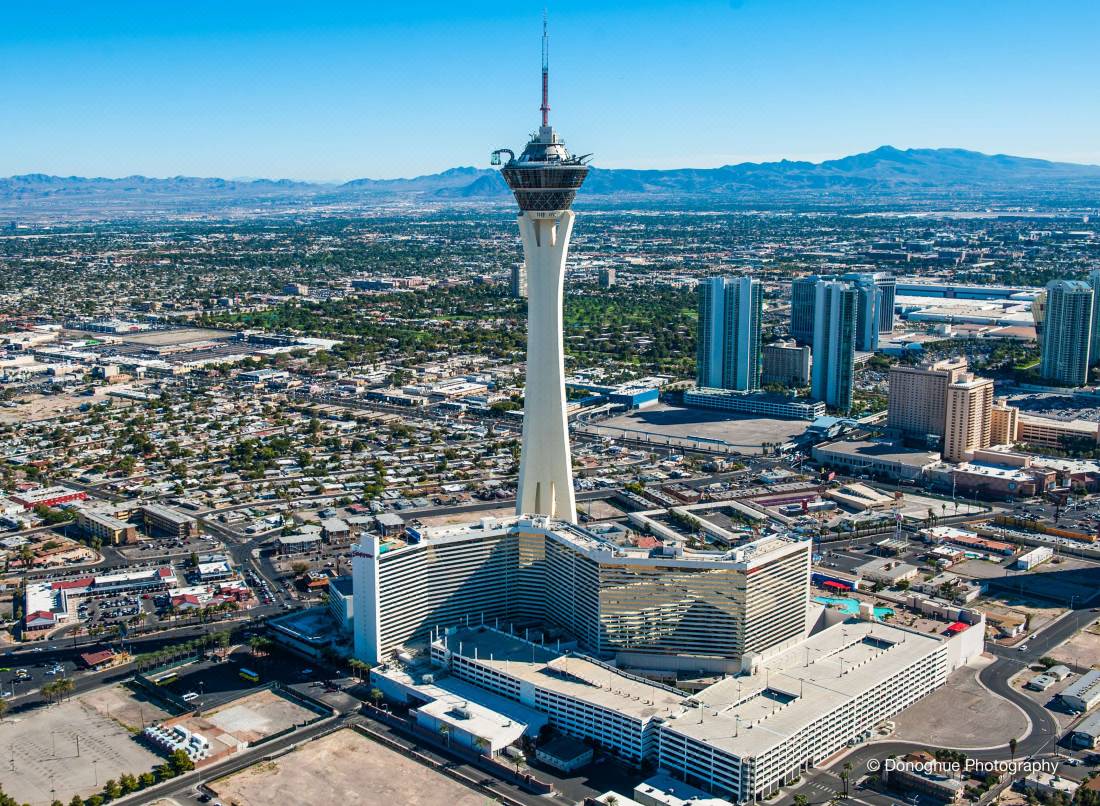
[{"x1": 4, "y1": 147, "x2": 1100, "y2": 219}]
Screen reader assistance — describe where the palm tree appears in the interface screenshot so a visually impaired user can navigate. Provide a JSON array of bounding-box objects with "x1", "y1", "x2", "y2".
[
  {"x1": 793, "y1": 796, "x2": 808, "y2": 806},
  {"x1": 438, "y1": 725, "x2": 450, "y2": 748},
  {"x1": 840, "y1": 761, "x2": 853, "y2": 798},
  {"x1": 369, "y1": 687, "x2": 384, "y2": 707},
  {"x1": 1009, "y1": 736, "x2": 1018, "y2": 763}
]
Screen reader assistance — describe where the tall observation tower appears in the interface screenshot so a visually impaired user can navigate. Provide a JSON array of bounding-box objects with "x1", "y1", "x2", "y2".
[{"x1": 493, "y1": 18, "x2": 590, "y2": 523}]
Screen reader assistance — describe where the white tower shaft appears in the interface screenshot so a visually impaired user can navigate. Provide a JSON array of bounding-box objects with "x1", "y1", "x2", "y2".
[{"x1": 516, "y1": 210, "x2": 577, "y2": 523}]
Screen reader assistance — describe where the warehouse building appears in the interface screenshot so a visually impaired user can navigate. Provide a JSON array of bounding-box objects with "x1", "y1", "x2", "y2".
[{"x1": 1062, "y1": 669, "x2": 1100, "y2": 713}]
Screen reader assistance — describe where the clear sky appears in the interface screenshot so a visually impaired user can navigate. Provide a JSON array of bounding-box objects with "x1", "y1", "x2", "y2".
[{"x1": 3, "y1": 1, "x2": 1098, "y2": 181}]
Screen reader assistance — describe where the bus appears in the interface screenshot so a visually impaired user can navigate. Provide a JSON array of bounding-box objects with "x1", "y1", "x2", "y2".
[
  {"x1": 151, "y1": 671, "x2": 178, "y2": 686},
  {"x1": 239, "y1": 668, "x2": 260, "y2": 683}
]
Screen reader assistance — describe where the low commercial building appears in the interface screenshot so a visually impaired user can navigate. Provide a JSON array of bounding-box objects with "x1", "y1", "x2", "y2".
[
  {"x1": 267, "y1": 606, "x2": 348, "y2": 660},
  {"x1": 633, "y1": 773, "x2": 730, "y2": 806},
  {"x1": 1014, "y1": 546, "x2": 1053, "y2": 570},
  {"x1": 920, "y1": 526, "x2": 1015, "y2": 556},
  {"x1": 1070, "y1": 709, "x2": 1100, "y2": 749},
  {"x1": 11, "y1": 486, "x2": 88, "y2": 509},
  {"x1": 414, "y1": 696, "x2": 527, "y2": 756},
  {"x1": 884, "y1": 751, "x2": 965, "y2": 803},
  {"x1": 812, "y1": 440, "x2": 939, "y2": 481},
  {"x1": 683, "y1": 387, "x2": 825, "y2": 420},
  {"x1": 1061, "y1": 669, "x2": 1100, "y2": 712},
  {"x1": 1022, "y1": 771, "x2": 1078, "y2": 800},
  {"x1": 1017, "y1": 414, "x2": 1100, "y2": 450},
  {"x1": 534, "y1": 736, "x2": 594, "y2": 772},
  {"x1": 929, "y1": 450, "x2": 1056, "y2": 499},
  {"x1": 857, "y1": 558, "x2": 919, "y2": 586},
  {"x1": 1027, "y1": 673, "x2": 1057, "y2": 691}
]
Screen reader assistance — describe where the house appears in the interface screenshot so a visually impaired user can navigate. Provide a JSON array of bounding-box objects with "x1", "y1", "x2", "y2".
[
  {"x1": 321, "y1": 517, "x2": 351, "y2": 544},
  {"x1": 376, "y1": 512, "x2": 405, "y2": 537},
  {"x1": 1022, "y1": 771, "x2": 1078, "y2": 800}
]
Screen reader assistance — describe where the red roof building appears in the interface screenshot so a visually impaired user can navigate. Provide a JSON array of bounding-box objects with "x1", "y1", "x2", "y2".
[
  {"x1": 24, "y1": 610, "x2": 57, "y2": 630},
  {"x1": 79, "y1": 649, "x2": 116, "y2": 669}
]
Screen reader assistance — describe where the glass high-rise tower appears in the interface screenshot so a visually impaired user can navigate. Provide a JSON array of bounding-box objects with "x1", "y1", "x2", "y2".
[
  {"x1": 696, "y1": 276, "x2": 762, "y2": 391},
  {"x1": 811, "y1": 281, "x2": 857, "y2": 411},
  {"x1": 1040, "y1": 279, "x2": 1094, "y2": 387}
]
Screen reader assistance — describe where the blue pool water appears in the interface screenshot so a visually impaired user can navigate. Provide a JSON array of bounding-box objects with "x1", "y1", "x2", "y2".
[{"x1": 813, "y1": 596, "x2": 894, "y2": 618}]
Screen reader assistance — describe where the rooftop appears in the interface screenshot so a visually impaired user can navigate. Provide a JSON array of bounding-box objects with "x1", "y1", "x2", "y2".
[{"x1": 662, "y1": 619, "x2": 946, "y2": 759}]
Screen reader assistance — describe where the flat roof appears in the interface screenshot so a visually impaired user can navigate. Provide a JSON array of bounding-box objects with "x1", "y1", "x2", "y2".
[
  {"x1": 816, "y1": 440, "x2": 940, "y2": 468},
  {"x1": 662, "y1": 619, "x2": 946, "y2": 759},
  {"x1": 439, "y1": 627, "x2": 685, "y2": 722},
  {"x1": 380, "y1": 517, "x2": 806, "y2": 572}
]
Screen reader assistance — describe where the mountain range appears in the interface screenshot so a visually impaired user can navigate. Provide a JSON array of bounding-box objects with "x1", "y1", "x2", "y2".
[{"x1": 4, "y1": 146, "x2": 1100, "y2": 218}]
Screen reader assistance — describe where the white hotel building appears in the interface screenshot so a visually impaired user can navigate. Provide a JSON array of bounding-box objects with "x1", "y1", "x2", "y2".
[
  {"x1": 353, "y1": 517, "x2": 812, "y2": 673},
  {"x1": 354, "y1": 520, "x2": 981, "y2": 802},
  {"x1": 419, "y1": 618, "x2": 965, "y2": 802}
]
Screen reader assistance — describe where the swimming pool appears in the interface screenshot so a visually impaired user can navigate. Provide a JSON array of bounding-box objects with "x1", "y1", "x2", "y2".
[{"x1": 813, "y1": 596, "x2": 894, "y2": 619}]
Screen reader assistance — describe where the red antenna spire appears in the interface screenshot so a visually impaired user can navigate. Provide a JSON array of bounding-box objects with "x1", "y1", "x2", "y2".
[{"x1": 541, "y1": 12, "x2": 550, "y2": 128}]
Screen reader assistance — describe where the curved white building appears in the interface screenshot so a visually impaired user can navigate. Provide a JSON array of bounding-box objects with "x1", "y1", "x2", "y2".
[{"x1": 352, "y1": 517, "x2": 812, "y2": 672}]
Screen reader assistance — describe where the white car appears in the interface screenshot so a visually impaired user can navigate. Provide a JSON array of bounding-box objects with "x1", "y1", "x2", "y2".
[{"x1": 182, "y1": 692, "x2": 199, "y2": 702}]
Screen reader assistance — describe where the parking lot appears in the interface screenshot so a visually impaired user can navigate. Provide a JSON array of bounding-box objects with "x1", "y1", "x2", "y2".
[{"x1": 0, "y1": 685, "x2": 167, "y2": 804}]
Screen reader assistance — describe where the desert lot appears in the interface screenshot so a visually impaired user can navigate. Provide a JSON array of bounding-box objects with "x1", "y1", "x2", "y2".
[{"x1": 210, "y1": 728, "x2": 495, "y2": 806}]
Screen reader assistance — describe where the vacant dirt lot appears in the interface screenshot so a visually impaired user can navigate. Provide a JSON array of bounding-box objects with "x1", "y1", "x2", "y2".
[
  {"x1": 82, "y1": 683, "x2": 172, "y2": 732},
  {"x1": 1046, "y1": 617, "x2": 1100, "y2": 670},
  {"x1": 210, "y1": 728, "x2": 492, "y2": 806},
  {"x1": 168, "y1": 688, "x2": 319, "y2": 758}
]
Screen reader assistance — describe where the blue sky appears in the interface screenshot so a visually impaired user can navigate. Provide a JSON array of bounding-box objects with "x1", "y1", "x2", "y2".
[{"x1": 3, "y1": 1, "x2": 1098, "y2": 180}]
